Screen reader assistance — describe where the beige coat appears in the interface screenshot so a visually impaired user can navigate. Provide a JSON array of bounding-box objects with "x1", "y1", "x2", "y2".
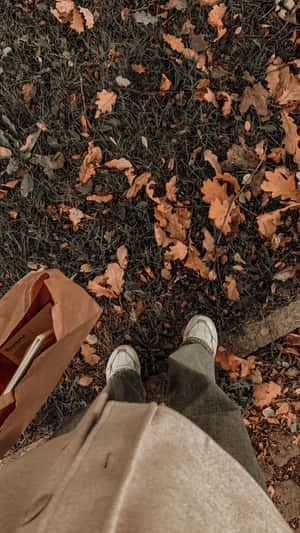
[{"x1": 0, "y1": 389, "x2": 290, "y2": 532}]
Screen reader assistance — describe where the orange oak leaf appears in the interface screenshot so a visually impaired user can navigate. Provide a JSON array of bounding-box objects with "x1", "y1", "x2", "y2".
[
  {"x1": 215, "y1": 346, "x2": 253, "y2": 379},
  {"x1": 70, "y1": 6, "x2": 84, "y2": 33},
  {"x1": 154, "y1": 224, "x2": 172, "y2": 247},
  {"x1": 281, "y1": 110, "x2": 299, "y2": 156},
  {"x1": 77, "y1": 142, "x2": 102, "y2": 184},
  {"x1": 253, "y1": 381, "x2": 281, "y2": 408},
  {"x1": 165, "y1": 241, "x2": 188, "y2": 261},
  {"x1": 256, "y1": 204, "x2": 299, "y2": 240},
  {"x1": 261, "y1": 168, "x2": 300, "y2": 202},
  {"x1": 207, "y1": 3, "x2": 227, "y2": 41},
  {"x1": 201, "y1": 178, "x2": 228, "y2": 203},
  {"x1": 165, "y1": 175, "x2": 177, "y2": 202},
  {"x1": 160, "y1": 73, "x2": 172, "y2": 91},
  {"x1": 184, "y1": 243, "x2": 210, "y2": 278},
  {"x1": 223, "y1": 275, "x2": 240, "y2": 301},
  {"x1": 95, "y1": 90, "x2": 117, "y2": 118},
  {"x1": 266, "y1": 57, "x2": 300, "y2": 106},
  {"x1": 87, "y1": 262, "x2": 124, "y2": 298}
]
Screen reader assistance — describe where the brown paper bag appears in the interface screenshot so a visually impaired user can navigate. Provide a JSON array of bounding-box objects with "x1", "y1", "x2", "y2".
[{"x1": 0, "y1": 269, "x2": 101, "y2": 458}]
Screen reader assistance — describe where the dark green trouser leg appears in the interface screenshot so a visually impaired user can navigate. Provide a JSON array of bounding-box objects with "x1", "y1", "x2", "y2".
[
  {"x1": 167, "y1": 341, "x2": 268, "y2": 494},
  {"x1": 102, "y1": 369, "x2": 146, "y2": 403}
]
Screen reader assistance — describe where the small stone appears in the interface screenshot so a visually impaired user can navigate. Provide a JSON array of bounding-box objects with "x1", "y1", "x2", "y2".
[{"x1": 262, "y1": 407, "x2": 275, "y2": 418}]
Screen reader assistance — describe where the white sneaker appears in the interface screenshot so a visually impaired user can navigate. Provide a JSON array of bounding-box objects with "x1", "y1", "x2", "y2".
[
  {"x1": 182, "y1": 315, "x2": 218, "y2": 358},
  {"x1": 106, "y1": 345, "x2": 141, "y2": 382}
]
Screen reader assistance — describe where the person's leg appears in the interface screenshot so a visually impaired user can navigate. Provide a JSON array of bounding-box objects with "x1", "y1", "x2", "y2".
[
  {"x1": 167, "y1": 318, "x2": 267, "y2": 493},
  {"x1": 102, "y1": 369, "x2": 146, "y2": 403}
]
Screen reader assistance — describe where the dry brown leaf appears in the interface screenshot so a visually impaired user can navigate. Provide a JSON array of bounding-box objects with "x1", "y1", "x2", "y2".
[
  {"x1": 87, "y1": 276, "x2": 115, "y2": 298},
  {"x1": 201, "y1": 178, "x2": 228, "y2": 204},
  {"x1": 163, "y1": 0, "x2": 187, "y2": 9},
  {"x1": 202, "y1": 227, "x2": 215, "y2": 258},
  {"x1": 184, "y1": 243, "x2": 210, "y2": 278},
  {"x1": 77, "y1": 142, "x2": 102, "y2": 184},
  {"x1": 194, "y1": 79, "x2": 217, "y2": 107},
  {"x1": 21, "y1": 82, "x2": 33, "y2": 104},
  {"x1": 131, "y1": 64, "x2": 146, "y2": 73},
  {"x1": 281, "y1": 110, "x2": 299, "y2": 156},
  {"x1": 106, "y1": 263, "x2": 124, "y2": 295},
  {"x1": 162, "y1": 32, "x2": 185, "y2": 53},
  {"x1": 95, "y1": 90, "x2": 117, "y2": 118},
  {"x1": 154, "y1": 224, "x2": 172, "y2": 247},
  {"x1": 256, "y1": 209, "x2": 283, "y2": 239},
  {"x1": 87, "y1": 262, "x2": 124, "y2": 299},
  {"x1": 2, "y1": 179, "x2": 19, "y2": 188},
  {"x1": 240, "y1": 83, "x2": 270, "y2": 119},
  {"x1": 216, "y1": 90, "x2": 232, "y2": 116},
  {"x1": 79, "y1": 6, "x2": 94, "y2": 29},
  {"x1": 261, "y1": 168, "x2": 300, "y2": 202},
  {"x1": 215, "y1": 346, "x2": 253, "y2": 379},
  {"x1": 266, "y1": 57, "x2": 300, "y2": 106},
  {"x1": 105, "y1": 158, "x2": 133, "y2": 170},
  {"x1": 267, "y1": 147, "x2": 286, "y2": 164},
  {"x1": 223, "y1": 275, "x2": 240, "y2": 301},
  {"x1": 8, "y1": 211, "x2": 18, "y2": 219},
  {"x1": 141, "y1": 136, "x2": 148, "y2": 148},
  {"x1": 253, "y1": 381, "x2": 281, "y2": 408},
  {"x1": 204, "y1": 149, "x2": 222, "y2": 175},
  {"x1": 86, "y1": 193, "x2": 113, "y2": 203},
  {"x1": 223, "y1": 138, "x2": 259, "y2": 171},
  {"x1": 197, "y1": 0, "x2": 220, "y2": 5},
  {"x1": 69, "y1": 207, "x2": 84, "y2": 229},
  {"x1": 165, "y1": 175, "x2": 177, "y2": 202},
  {"x1": 80, "y1": 263, "x2": 93, "y2": 273},
  {"x1": 81, "y1": 343, "x2": 99, "y2": 365},
  {"x1": 126, "y1": 171, "x2": 152, "y2": 199},
  {"x1": 165, "y1": 241, "x2": 188, "y2": 261},
  {"x1": 78, "y1": 375, "x2": 93, "y2": 387},
  {"x1": 207, "y1": 3, "x2": 227, "y2": 41},
  {"x1": 160, "y1": 73, "x2": 172, "y2": 91},
  {"x1": 116, "y1": 245, "x2": 128, "y2": 269},
  {"x1": 69, "y1": 6, "x2": 84, "y2": 32},
  {"x1": 273, "y1": 267, "x2": 295, "y2": 282},
  {"x1": 0, "y1": 147, "x2": 12, "y2": 158}
]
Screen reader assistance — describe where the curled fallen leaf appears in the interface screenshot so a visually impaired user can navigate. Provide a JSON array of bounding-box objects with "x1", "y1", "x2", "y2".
[
  {"x1": 69, "y1": 207, "x2": 85, "y2": 230},
  {"x1": 87, "y1": 262, "x2": 124, "y2": 298},
  {"x1": 86, "y1": 193, "x2": 113, "y2": 203},
  {"x1": 204, "y1": 149, "x2": 222, "y2": 175},
  {"x1": 77, "y1": 142, "x2": 102, "y2": 184}
]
